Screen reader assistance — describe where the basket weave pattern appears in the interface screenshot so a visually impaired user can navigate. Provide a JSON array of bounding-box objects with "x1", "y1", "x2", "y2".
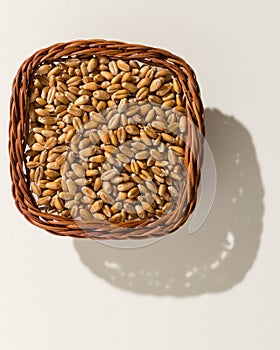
[{"x1": 9, "y1": 39, "x2": 205, "y2": 239}]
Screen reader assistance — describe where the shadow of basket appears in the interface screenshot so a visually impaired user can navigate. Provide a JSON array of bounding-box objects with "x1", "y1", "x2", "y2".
[{"x1": 73, "y1": 108, "x2": 264, "y2": 297}]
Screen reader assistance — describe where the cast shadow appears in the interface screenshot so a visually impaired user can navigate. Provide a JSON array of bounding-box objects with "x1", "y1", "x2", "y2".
[{"x1": 73, "y1": 108, "x2": 264, "y2": 297}]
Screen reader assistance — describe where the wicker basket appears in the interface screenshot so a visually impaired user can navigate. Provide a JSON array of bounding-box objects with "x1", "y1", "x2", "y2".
[{"x1": 9, "y1": 39, "x2": 205, "y2": 239}]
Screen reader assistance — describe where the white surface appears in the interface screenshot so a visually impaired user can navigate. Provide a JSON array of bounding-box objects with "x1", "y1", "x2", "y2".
[{"x1": 0, "y1": 0, "x2": 279, "y2": 349}]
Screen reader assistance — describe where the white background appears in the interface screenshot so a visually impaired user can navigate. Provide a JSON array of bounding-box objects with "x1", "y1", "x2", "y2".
[{"x1": 1, "y1": 0, "x2": 279, "y2": 349}]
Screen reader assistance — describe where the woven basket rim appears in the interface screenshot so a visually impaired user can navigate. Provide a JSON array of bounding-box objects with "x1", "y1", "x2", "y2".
[{"x1": 9, "y1": 39, "x2": 205, "y2": 239}]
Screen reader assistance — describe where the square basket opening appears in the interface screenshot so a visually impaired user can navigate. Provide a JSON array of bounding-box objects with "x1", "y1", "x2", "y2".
[{"x1": 9, "y1": 39, "x2": 205, "y2": 239}]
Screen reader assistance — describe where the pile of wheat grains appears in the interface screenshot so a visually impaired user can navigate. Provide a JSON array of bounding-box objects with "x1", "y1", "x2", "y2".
[{"x1": 26, "y1": 56, "x2": 188, "y2": 223}]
